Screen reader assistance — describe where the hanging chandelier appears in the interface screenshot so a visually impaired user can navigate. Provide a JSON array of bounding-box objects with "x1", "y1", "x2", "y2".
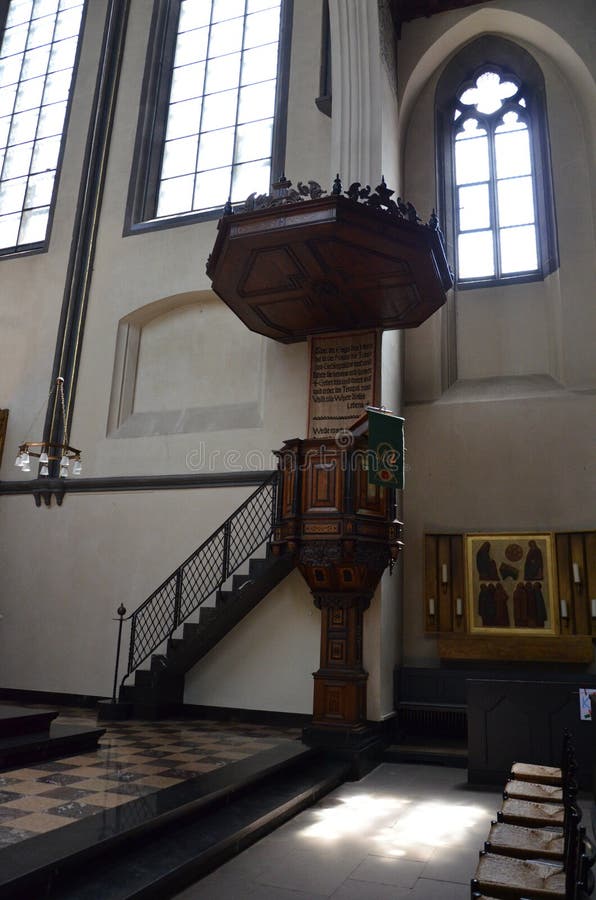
[{"x1": 14, "y1": 376, "x2": 82, "y2": 478}]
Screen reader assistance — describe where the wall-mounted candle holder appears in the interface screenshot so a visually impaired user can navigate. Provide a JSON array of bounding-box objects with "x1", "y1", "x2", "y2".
[
  {"x1": 560, "y1": 599, "x2": 569, "y2": 620},
  {"x1": 440, "y1": 563, "x2": 448, "y2": 594},
  {"x1": 428, "y1": 597, "x2": 436, "y2": 617},
  {"x1": 572, "y1": 562, "x2": 581, "y2": 587},
  {"x1": 456, "y1": 597, "x2": 463, "y2": 617},
  {"x1": 591, "y1": 598, "x2": 596, "y2": 619}
]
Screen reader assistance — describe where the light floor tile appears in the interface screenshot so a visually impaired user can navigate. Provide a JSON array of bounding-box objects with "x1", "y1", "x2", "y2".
[
  {"x1": 349, "y1": 854, "x2": 424, "y2": 889},
  {"x1": 9, "y1": 780, "x2": 62, "y2": 795},
  {"x1": 409, "y1": 877, "x2": 471, "y2": 899},
  {"x1": 2, "y1": 796, "x2": 58, "y2": 812},
  {"x1": 12, "y1": 812, "x2": 77, "y2": 832},
  {"x1": 255, "y1": 847, "x2": 361, "y2": 896},
  {"x1": 330, "y1": 879, "x2": 410, "y2": 900},
  {"x1": 83, "y1": 792, "x2": 137, "y2": 809}
]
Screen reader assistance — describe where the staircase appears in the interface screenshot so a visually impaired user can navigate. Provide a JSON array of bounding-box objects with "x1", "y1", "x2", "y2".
[{"x1": 117, "y1": 473, "x2": 295, "y2": 716}]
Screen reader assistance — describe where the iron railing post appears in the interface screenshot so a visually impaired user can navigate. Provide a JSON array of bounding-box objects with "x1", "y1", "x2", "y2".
[
  {"x1": 222, "y1": 520, "x2": 231, "y2": 583},
  {"x1": 174, "y1": 567, "x2": 183, "y2": 630},
  {"x1": 128, "y1": 613, "x2": 136, "y2": 675},
  {"x1": 111, "y1": 603, "x2": 127, "y2": 702}
]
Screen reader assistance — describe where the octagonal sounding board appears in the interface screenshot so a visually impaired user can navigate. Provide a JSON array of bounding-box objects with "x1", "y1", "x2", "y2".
[{"x1": 206, "y1": 194, "x2": 453, "y2": 343}]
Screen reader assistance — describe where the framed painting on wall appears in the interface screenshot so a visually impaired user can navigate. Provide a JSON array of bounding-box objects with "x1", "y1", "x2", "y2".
[{"x1": 465, "y1": 533, "x2": 558, "y2": 636}]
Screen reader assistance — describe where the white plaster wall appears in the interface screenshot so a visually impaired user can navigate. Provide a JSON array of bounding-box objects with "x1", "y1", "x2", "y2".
[
  {"x1": 0, "y1": 0, "x2": 108, "y2": 482},
  {"x1": 0, "y1": 486, "x2": 268, "y2": 695},
  {"x1": 70, "y1": 0, "x2": 330, "y2": 480},
  {"x1": 398, "y1": 1, "x2": 596, "y2": 666},
  {"x1": 184, "y1": 569, "x2": 319, "y2": 714},
  {"x1": 402, "y1": 391, "x2": 596, "y2": 665},
  {"x1": 0, "y1": 0, "x2": 326, "y2": 713}
]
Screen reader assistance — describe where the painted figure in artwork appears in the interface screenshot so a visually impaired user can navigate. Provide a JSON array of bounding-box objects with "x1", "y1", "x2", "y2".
[
  {"x1": 476, "y1": 541, "x2": 499, "y2": 580},
  {"x1": 513, "y1": 581, "x2": 530, "y2": 626},
  {"x1": 524, "y1": 539, "x2": 544, "y2": 580},
  {"x1": 493, "y1": 583, "x2": 510, "y2": 626},
  {"x1": 531, "y1": 581, "x2": 547, "y2": 627},
  {"x1": 478, "y1": 583, "x2": 494, "y2": 625}
]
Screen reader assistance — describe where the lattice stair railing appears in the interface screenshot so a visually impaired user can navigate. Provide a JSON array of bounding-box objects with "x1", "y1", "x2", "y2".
[{"x1": 123, "y1": 472, "x2": 280, "y2": 682}]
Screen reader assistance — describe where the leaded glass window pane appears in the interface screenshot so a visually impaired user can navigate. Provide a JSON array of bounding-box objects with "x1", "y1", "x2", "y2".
[
  {"x1": 453, "y1": 66, "x2": 540, "y2": 282},
  {"x1": 0, "y1": 0, "x2": 84, "y2": 251},
  {"x1": 153, "y1": 0, "x2": 283, "y2": 218}
]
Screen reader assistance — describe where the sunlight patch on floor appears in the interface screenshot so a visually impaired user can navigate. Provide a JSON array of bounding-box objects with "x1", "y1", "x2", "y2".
[
  {"x1": 298, "y1": 793, "x2": 486, "y2": 854},
  {"x1": 298, "y1": 793, "x2": 411, "y2": 841}
]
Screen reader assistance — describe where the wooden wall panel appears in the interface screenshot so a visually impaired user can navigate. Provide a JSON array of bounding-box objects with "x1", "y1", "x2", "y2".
[
  {"x1": 570, "y1": 532, "x2": 589, "y2": 635},
  {"x1": 424, "y1": 534, "x2": 438, "y2": 632},
  {"x1": 437, "y1": 535, "x2": 451, "y2": 630},
  {"x1": 587, "y1": 533, "x2": 596, "y2": 638},
  {"x1": 450, "y1": 534, "x2": 465, "y2": 632}
]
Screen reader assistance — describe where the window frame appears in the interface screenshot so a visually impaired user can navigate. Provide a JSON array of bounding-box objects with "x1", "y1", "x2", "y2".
[
  {"x1": 124, "y1": 0, "x2": 293, "y2": 236},
  {"x1": 0, "y1": 0, "x2": 87, "y2": 260},
  {"x1": 436, "y1": 36, "x2": 559, "y2": 290}
]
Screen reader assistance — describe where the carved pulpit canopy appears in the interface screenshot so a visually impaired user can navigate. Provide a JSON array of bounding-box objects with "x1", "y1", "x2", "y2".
[{"x1": 206, "y1": 176, "x2": 453, "y2": 343}]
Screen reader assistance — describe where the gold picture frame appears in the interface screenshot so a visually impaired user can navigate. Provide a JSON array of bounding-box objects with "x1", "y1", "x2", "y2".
[{"x1": 465, "y1": 533, "x2": 558, "y2": 636}]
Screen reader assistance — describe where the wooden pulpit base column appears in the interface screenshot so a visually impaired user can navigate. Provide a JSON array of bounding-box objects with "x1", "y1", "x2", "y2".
[{"x1": 309, "y1": 591, "x2": 371, "y2": 737}]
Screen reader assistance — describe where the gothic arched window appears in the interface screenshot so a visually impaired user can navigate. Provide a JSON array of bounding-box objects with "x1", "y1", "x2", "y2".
[{"x1": 436, "y1": 37, "x2": 558, "y2": 288}]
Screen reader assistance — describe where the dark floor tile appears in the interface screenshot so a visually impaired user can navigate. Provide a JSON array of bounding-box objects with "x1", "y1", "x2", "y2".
[
  {"x1": 0, "y1": 777, "x2": 20, "y2": 787},
  {"x1": 37, "y1": 774, "x2": 86, "y2": 786},
  {"x1": 0, "y1": 808, "x2": 29, "y2": 822},
  {"x1": 106, "y1": 783, "x2": 156, "y2": 797},
  {"x1": 40, "y1": 787, "x2": 96, "y2": 801},
  {"x1": 131, "y1": 749, "x2": 175, "y2": 758},
  {"x1": 103, "y1": 771, "x2": 144, "y2": 783},
  {"x1": 194, "y1": 756, "x2": 234, "y2": 765},
  {"x1": 0, "y1": 791, "x2": 24, "y2": 803},
  {"x1": 0, "y1": 826, "x2": 36, "y2": 846},
  {"x1": 36, "y1": 761, "x2": 76, "y2": 772},
  {"x1": 48, "y1": 800, "x2": 106, "y2": 819},
  {"x1": 159, "y1": 766, "x2": 224, "y2": 779}
]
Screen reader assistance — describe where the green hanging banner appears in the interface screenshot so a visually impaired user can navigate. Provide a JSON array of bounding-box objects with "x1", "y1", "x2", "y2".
[{"x1": 367, "y1": 408, "x2": 405, "y2": 489}]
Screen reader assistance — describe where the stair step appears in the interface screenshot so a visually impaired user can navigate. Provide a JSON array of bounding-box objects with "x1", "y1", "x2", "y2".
[
  {"x1": 167, "y1": 637, "x2": 184, "y2": 653},
  {"x1": 248, "y1": 557, "x2": 269, "y2": 577},
  {"x1": 182, "y1": 622, "x2": 201, "y2": 640},
  {"x1": 150, "y1": 655, "x2": 169, "y2": 673},
  {"x1": 232, "y1": 573, "x2": 253, "y2": 591},
  {"x1": 0, "y1": 742, "x2": 344, "y2": 900},
  {"x1": 215, "y1": 589, "x2": 234, "y2": 608},
  {"x1": 199, "y1": 606, "x2": 217, "y2": 625}
]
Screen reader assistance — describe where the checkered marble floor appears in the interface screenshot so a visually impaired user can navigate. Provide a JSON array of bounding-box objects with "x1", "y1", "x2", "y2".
[{"x1": 0, "y1": 708, "x2": 300, "y2": 849}]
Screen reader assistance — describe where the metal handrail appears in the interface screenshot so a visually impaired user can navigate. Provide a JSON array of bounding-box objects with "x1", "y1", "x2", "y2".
[{"x1": 121, "y1": 471, "x2": 279, "y2": 685}]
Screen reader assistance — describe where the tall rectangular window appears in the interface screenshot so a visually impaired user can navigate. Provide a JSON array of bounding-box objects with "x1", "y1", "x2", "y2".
[
  {"x1": 0, "y1": 0, "x2": 85, "y2": 255},
  {"x1": 127, "y1": 0, "x2": 292, "y2": 231}
]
